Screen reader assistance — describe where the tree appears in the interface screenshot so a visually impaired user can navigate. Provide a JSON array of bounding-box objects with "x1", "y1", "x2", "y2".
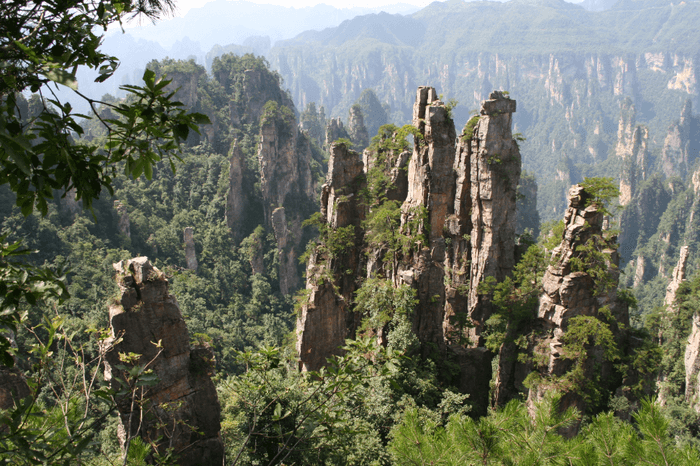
[
  {"x1": 0, "y1": 1, "x2": 209, "y2": 463},
  {"x1": 1, "y1": 0, "x2": 209, "y2": 365}
]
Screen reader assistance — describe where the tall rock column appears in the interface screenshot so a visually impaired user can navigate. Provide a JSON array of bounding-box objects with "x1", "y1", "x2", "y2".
[
  {"x1": 296, "y1": 143, "x2": 365, "y2": 371},
  {"x1": 466, "y1": 91, "x2": 521, "y2": 345},
  {"x1": 225, "y1": 140, "x2": 246, "y2": 240},
  {"x1": 104, "y1": 257, "x2": 223, "y2": 465},
  {"x1": 257, "y1": 105, "x2": 316, "y2": 294},
  {"x1": 616, "y1": 99, "x2": 649, "y2": 206},
  {"x1": 510, "y1": 185, "x2": 629, "y2": 425},
  {"x1": 184, "y1": 227, "x2": 197, "y2": 271},
  {"x1": 399, "y1": 86, "x2": 456, "y2": 345}
]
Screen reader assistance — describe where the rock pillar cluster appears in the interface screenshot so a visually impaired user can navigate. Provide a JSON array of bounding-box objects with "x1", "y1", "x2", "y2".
[
  {"x1": 104, "y1": 257, "x2": 223, "y2": 466},
  {"x1": 297, "y1": 87, "x2": 521, "y2": 413}
]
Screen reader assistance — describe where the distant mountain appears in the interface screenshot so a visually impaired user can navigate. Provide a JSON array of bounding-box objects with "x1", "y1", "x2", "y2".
[
  {"x1": 267, "y1": 0, "x2": 700, "y2": 221},
  {"x1": 62, "y1": 1, "x2": 421, "y2": 112},
  {"x1": 114, "y1": 0, "x2": 422, "y2": 51}
]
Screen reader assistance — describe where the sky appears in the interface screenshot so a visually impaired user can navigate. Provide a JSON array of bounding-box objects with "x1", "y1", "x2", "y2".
[{"x1": 172, "y1": 0, "x2": 434, "y2": 17}]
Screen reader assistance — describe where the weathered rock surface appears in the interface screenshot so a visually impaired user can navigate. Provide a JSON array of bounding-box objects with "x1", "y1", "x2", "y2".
[
  {"x1": 616, "y1": 98, "x2": 649, "y2": 206},
  {"x1": 493, "y1": 185, "x2": 629, "y2": 428},
  {"x1": 325, "y1": 118, "x2": 350, "y2": 149},
  {"x1": 257, "y1": 107, "x2": 317, "y2": 294},
  {"x1": 184, "y1": 227, "x2": 198, "y2": 271},
  {"x1": 400, "y1": 86, "x2": 457, "y2": 346},
  {"x1": 685, "y1": 311, "x2": 700, "y2": 411},
  {"x1": 665, "y1": 245, "x2": 689, "y2": 309},
  {"x1": 297, "y1": 143, "x2": 365, "y2": 371},
  {"x1": 661, "y1": 99, "x2": 700, "y2": 180},
  {"x1": 104, "y1": 257, "x2": 223, "y2": 465},
  {"x1": 465, "y1": 91, "x2": 521, "y2": 346},
  {"x1": 225, "y1": 140, "x2": 246, "y2": 240}
]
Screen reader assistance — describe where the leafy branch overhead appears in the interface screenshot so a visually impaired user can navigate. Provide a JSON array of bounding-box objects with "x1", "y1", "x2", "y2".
[{"x1": 1, "y1": 1, "x2": 210, "y2": 218}]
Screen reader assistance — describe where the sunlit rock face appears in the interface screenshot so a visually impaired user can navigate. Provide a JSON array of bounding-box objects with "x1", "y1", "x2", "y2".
[{"x1": 104, "y1": 257, "x2": 224, "y2": 466}]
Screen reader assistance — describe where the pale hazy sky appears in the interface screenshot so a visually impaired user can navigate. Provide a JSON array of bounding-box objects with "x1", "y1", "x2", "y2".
[{"x1": 173, "y1": 0, "x2": 433, "y2": 17}]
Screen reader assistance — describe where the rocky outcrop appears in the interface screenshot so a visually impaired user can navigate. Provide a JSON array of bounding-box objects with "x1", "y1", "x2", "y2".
[
  {"x1": 114, "y1": 200, "x2": 130, "y2": 238},
  {"x1": 399, "y1": 86, "x2": 458, "y2": 345},
  {"x1": 257, "y1": 104, "x2": 317, "y2": 294},
  {"x1": 661, "y1": 100, "x2": 700, "y2": 180},
  {"x1": 665, "y1": 245, "x2": 689, "y2": 309},
  {"x1": 225, "y1": 140, "x2": 246, "y2": 240},
  {"x1": 494, "y1": 185, "x2": 629, "y2": 427},
  {"x1": 184, "y1": 227, "x2": 197, "y2": 271},
  {"x1": 104, "y1": 257, "x2": 223, "y2": 465},
  {"x1": 296, "y1": 142, "x2": 365, "y2": 371},
  {"x1": 297, "y1": 87, "x2": 520, "y2": 414},
  {"x1": 464, "y1": 91, "x2": 521, "y2": 346}
]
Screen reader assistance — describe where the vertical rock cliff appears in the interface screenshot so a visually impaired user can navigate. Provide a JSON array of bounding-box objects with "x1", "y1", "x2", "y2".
[
  {"x1": 661, "y1": 99, "x2": 700, "y2": 180},
  {"x1": 494, "y1": 185, "x2": 630, "y2": 427},
  {"x1": 296, "y1": 142, "x2": 365, "y2": 371},
  {"x1": 257, "y1": 105, "x2": 317, "y2": 295},
  {"x1": 616, "y1": 99, "x2": 649, "y2": 207},
  {"x1": 464, "y1": 91, "x2": 521, "y2": 346},
  {"x1": 348, "y1": 105, "x2": 370, "y2": 152},
  {"x1": 184, "y1": 227, "x2": 197, "y2": 271},
  {"x1": 104, "y1": 257, "x2": 223, "y2": 465},
  {"x1": 113, "y1": 200, "x2": 131, "y2": 238},
  {"x1": 225, "y1": 140, "x2": 245, "y2": 240}
]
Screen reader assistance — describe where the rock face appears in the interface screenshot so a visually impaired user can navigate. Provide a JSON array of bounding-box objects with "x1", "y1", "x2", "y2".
[
  {"x1": 257, "y1": 105, "x2": 317, "y2": 294},
  {"x1": 661, "y1": 99, "x2": 700, "y2": 180},
  {"x1": 465, "y1": 91, "x2": 521, "y2": 346},
  {"x1": 225, "y1": 140, "x2": 246, "y2": 240},
  {"x1": 297, "y1": 87, "x2": 520, "y2": 413},
  {"x1": 296, "y1": 142, "x2": 365, "y2": 371},
  {"x1": 104, "y1": 257, "x2": 223, "y2": 465},
  {"x1": 184, "y1": 227, "x2": 198, "y2": 271},
  {"x1": 494, "y1": 185, "x2": 629, "y2": 427},
  {"x1": 665, "y1": 245, "x2": 690, "y2": 309},
  {"x1": 113, "y1": 200, "x2": 130, "y2": 238},
  {"x1": 616, "y1": 99, "x2": 649, "y2": 206}
]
